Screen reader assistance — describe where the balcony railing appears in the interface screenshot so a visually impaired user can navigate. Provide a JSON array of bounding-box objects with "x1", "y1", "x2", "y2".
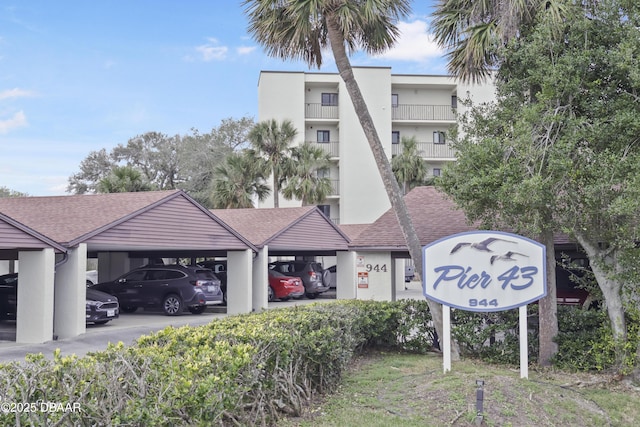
[
  {"x1": 392, "y1": 141, "x2": 456, "y2": 159},
  {"x1": 328, "y1": 179, "x2": 339, "y2": 196},
  {"x1": 392, "y1": 104, "x2": 456, "y2": 121},
  {"x1": 308, "y1": 140, "x2": 339, "y2": 157},
  {"x1": 305, "y1": 103, "x2": 339, "y2": 119}
]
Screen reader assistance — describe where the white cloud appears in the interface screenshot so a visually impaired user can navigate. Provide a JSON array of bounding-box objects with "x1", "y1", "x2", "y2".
[
  {"x1": 195, "y1": 38, "x2": 228, "y2": 61},
  {"x1": 0, "y1": 88, "x2": 35, "y2": 100},
  {"x1": 374, "y1": 20, "x2": 443, "y2": 63},
  {"x1": 236, "y1": 46, "x2": 256, "y2": 55},
  {"x1": 0, "y1": 110, "x2": 28, "y2": 133}
]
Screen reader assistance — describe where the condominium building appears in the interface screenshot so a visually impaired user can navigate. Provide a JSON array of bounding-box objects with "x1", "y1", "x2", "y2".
[{"x1": 256, "y1": 67, "x2": 495, "y2": 225}]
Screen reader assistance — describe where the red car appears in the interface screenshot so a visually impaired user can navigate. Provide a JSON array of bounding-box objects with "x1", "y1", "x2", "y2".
[{"x1": 268, "y1": 270, "x2": 305, "y2": 302}]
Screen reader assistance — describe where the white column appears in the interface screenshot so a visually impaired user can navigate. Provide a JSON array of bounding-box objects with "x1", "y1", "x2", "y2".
[
  {"x1": 16, "y1": 249, "x2": 55, "y2": 343},
  {"x1": 227, "y1": 249, "x2": 252, "y2": 315},
  {"x1": 54, "y1": 244, "x2": 87, "y2": 339},
  {"x1": 336, "y1": 251, "x2": 356, "y2": 300},
  {"x1": 252, "y1": 246, "x2": 268, "y2": 312}
]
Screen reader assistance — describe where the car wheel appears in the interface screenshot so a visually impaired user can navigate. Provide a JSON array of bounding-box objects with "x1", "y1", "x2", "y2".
[
  {"x1": 92, "y1": 320, "x2": 109, "y2": 325},
  {"x1": 222, "y1": 291, "x2": 227, "y2": 306},
  {"x1": 306, "y1": 293, "x2": 318, "y2": 299},
  {"x1": 121, "y1": 306, "x2": 138, "y2": 313},
  {"x1": 268, "y1": 286, "x2": 275, "y2": 302},
  {"x1": 163, "y1": 294, "x2": 183, "y2": 316},
  {"x1": 188, "y1": 306, "x2": 206, "y2": 315}
]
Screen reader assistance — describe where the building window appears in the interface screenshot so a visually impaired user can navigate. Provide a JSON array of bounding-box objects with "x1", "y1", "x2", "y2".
[
  {"x1": 392, "y1": 131, "x2": 400, "y2": 144},
  {"x1": 434, "y1": 131, "x2": 446, "y2": 144},
  {"x1": 451, "y1": 95, "x2": 458, "y2": 109},
  {"x1": 317, "y1": 168, "x2": 330, "y2": 179},
  {"x1": 392, "y1": 94, "x2": 399, "y2": 108},
  {"x1": 317, "y1": 204, "x2": 331, "y2": 217},
  {"x1": 317, "y1": 130, "x2": 330, "y2": 143},
  {"x1": 433, "y1": 168, "x2": 441, "y2": 177},
  {"x1": 321, "y1": 93, "x2": 338, "y2": 106}
]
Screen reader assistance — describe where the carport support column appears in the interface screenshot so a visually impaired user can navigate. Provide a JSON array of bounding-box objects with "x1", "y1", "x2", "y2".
[
  {"x1": 336, "y1": 251, "x2": 356, "y2": 300},
  {"x1": 252, "y1": 246, "x2": 268, "y2": 312},
  {"x1": 17, "y1": 249, "x2": 55, "y2": 343},
  {"x1": 54, "y1": 244, "x2": 87, "y2": 339},
  {"x1": 227, "y1": 249, "x2": 252, "y2": 315},
  {"x1": 97, "y1": 252, "x2": 131, "y2": 282}
]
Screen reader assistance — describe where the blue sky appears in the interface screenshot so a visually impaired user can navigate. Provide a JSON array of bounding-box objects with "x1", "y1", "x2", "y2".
[{"x1": 0, "y1": 1, "x2": 447, "y2": 196}]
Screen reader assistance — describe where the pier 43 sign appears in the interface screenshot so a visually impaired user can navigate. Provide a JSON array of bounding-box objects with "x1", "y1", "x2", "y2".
[{"x1": 423, "y1": 231, "x2": 546, "y2": 312}]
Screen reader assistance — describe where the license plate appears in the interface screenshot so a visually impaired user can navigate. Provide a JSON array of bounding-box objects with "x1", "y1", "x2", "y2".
[
  {"x1": 207, "y1": 285, "x2": 215, "y2": 292},
  {"x1": 107, "y1": 309, "x2": 116, "y2": 317}
]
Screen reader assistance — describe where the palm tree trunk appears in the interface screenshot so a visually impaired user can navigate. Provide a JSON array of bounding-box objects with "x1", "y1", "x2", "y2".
[
  {"x1": 273, "y1": 171, "x2": 280, "y2": 208},
  {"x1": 326, "y1": 15, "x2": 455, "y2": 359}
]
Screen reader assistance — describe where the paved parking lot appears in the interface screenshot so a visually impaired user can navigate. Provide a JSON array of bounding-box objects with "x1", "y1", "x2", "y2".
[{"x1": 0, "y1": 285, "x2": 423, "y2": 364}]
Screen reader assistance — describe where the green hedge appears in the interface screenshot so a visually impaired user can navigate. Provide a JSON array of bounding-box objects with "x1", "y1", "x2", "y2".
[{"x1": 0, "y1": 300, "x2": 434, "y2": 426}]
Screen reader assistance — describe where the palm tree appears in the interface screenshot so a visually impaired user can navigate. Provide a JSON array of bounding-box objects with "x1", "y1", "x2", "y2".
[
  {"x1": 248, "y1": 119, "x2": 297, "y2": 208},
  {"x1": 431, "y1": 0, "x2": 566, "y2": 83},
  {"x1": 210, "y1": 151, "x2": 271, "y2": 209},
  {"x1": 96, "y1": 166, "x2": 154, "y2": 193},
  {"x1": 391, "y1": 137, "x2": 428, "y2": 195},
  {"x1": 283, "y1": 142, "x2": 333, "y2": 205},
  {"x1": 242, "y1": 0, "x2": 448, "y2": 353}
]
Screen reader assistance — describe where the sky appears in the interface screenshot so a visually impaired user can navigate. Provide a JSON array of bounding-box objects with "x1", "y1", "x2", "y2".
[{"x1": 0, "y1": 1, "x2": 447, "y2": 197}]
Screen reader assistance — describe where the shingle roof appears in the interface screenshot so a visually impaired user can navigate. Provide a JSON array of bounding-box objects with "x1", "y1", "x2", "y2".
[
  {"x1": 0, "y1": 190, "x2": 179, "y2": 244},
  {"x1": 339, "y1": 224, "x2": 370, "y2": 241},
  {"x1": 349, "y1": 186, "x2": 476, "y2": 250},
  {"x1": 211, "y1": 206, "x2": 350, "y2": 251}
]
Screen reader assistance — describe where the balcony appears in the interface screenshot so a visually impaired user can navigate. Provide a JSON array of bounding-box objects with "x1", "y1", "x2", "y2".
[
  {"x1": 328, "y1": 179, "x2": 339, "y2": 196},
  {"x1": 392, "y1": 104, "x2": 456, "y2": 121},
  {"x1": 392, "y1": 141, "x2": 456, "y2": 159},
  {"x1": 308, "y1": 140, "x2": 339, "y2": 158},
  {"x1": 305, "y1": 103, "x2": 339, "y2": 120}
]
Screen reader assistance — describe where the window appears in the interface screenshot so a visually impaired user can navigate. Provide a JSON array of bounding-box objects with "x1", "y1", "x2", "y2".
[
  {"x1": 451, "y1": 95, "x2": 458, "y2": 109},
  {"x1": 392, "y1": 94, "x2": 399, "y2": 108},
  {"x1": 433, "y1": 168, "x2": 441, "y2": 177},
  {"x1": 392, "y1": 131, "x2": 400, "y2": 144},
  {"x1": 321, "y1": 93, "x2": 338, "y2": 106},
  {"x1": 317, "y1": 168, "x2": 330, "y2": 179},
  {"x1": 434, "y1": 131, "x2": 446, "y2": 144},
  {"x1": 317, "y1": 205, "x2": 331, "y2": 217},
  {"x1": 317, "y1": 130, "x2": 330, "y2": 143}
]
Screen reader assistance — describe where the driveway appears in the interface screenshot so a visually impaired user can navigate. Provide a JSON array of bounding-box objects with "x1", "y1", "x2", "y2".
[{"x1": 0, "y1": 287, "x2": 424, "y2": 364}]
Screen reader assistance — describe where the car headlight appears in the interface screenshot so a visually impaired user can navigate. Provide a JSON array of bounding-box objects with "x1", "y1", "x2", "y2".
[{"x1": 86, "y1": 300, "x2": 99, "y2": 309}]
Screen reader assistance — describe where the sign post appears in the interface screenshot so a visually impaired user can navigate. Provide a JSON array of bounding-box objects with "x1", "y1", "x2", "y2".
[{"x1": 423, "y1": 231, "x2": 546, "y2": 378}]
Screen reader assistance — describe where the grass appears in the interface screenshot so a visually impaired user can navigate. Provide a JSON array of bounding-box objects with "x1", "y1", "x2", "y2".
[{"x1": 279, "y1": 351, "x2": 640, "y2": 426}]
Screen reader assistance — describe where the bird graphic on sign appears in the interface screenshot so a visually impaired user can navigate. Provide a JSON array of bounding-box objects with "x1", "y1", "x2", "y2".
[
  {"x1": 449, "y1": 237, "x2": 516, "y2": 254},
  {"x1": 490, "y1": 251, "x2": 529, "y2": 265}
]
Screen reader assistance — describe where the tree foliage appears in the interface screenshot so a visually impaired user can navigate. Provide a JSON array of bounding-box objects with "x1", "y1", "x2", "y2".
[
  {"x1": 391, "y1": 136, "x2": 427, "y2": 194},
  {"x1": 0, "y1": 186, "x2": 29, "y2": 198},
  {"x1": 66, "y1": 117, "x2": 254, "y2": 201},
  {"x1": 210, "y1": 150, "x2": 270, "y2": 209},
  {"x1": 438, "y1": 0, "x2": 640, "y2": 368},
  {"x1": 282, "y1": 142, "x2": 333, "y2": 205},
  {"x1": 96, "y1": 166, "x2": 154, "y2": 193}
]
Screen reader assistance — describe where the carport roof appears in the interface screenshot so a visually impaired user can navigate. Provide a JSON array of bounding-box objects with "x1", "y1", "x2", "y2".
[
  {"x1": 211, "y1": 206, "x2": 350, "y2": 253},
  {"x1": 349, "y1": 186, "x2": 476, "y2": 251},
  {"x1": 0, "y1": 211, "x2": 67, "y2": 254},
  {"x1": 0, "y1": 190, "x2": 256, "y2": 253},
  {"x1": 349, "y1": 186, "x2": 575, "y2": 252}
]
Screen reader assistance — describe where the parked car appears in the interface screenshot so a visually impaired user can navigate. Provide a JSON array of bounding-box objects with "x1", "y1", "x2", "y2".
[
  {"x1": 86, "y1": 270, "x2": 98, "y2": 286},
  {"x1": 198, "y1": 260, "x2": 228, "y2": 305},
  {"x1": 0, "y1": 273, "x2": 120, "y2": 325},
  {"x1": 269, "y1": 261, "x2": 330, "y2": 299},
  {"x1": 91, "y1": 264, "x2": 223, "y2": 315},
  {"x1": 268, "y1": 270, "x2": 305, "y2": 301},
  {"x1": 405, "y1": 263, "x2": 415, "y2": 283}
]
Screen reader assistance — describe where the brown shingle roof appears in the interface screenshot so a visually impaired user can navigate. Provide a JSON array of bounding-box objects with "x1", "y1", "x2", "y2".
[
  {"x1": 211, "y1": 206, "x2": 350, "y2": 251},
  {"x1": 349, "y1": 186, "x2": 476, "y2": 250},
  {"x1": 0, "y1": 190, "x2": 179, "y2": 244},
  {"x1": 339, "y1": 224, "x2": 370, "y2": 241}
]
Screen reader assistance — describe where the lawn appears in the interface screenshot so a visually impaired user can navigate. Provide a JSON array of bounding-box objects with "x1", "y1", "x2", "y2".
[{"x1": 280, "y1": 351, "x2": 640, "y2": 427}]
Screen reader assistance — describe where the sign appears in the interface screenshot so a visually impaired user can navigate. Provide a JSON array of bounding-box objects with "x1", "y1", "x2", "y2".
[
  {"x1": 423, "y1": 231, "x2": 546, "y2": 312},
  {"x1": 357, "y1": 272, "x2": 369, "y2": 288}
]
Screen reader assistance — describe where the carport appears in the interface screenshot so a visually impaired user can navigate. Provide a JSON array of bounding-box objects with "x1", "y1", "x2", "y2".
[
  {"x1": 212, "y1": 206, "x2": 352, "y2": 311},
  {"x1": 0, "y1": 212, "x2": 67, "y2": 342},
  {"x1": 347, "y1": 187, "x2": 478, "y2": 301},
  {"x1": 0, "y1": 190, "x2": 256, "y2": 343}
]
